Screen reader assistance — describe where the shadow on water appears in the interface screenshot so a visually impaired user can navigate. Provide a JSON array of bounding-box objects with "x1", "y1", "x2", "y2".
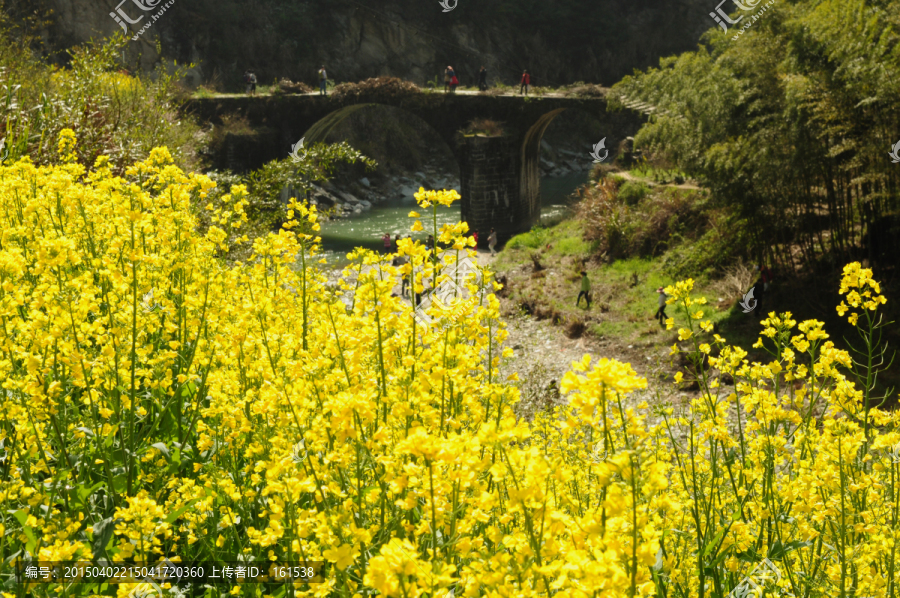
[{"x1": 316, "y1": 171, "x2": 589, "y2": 267}]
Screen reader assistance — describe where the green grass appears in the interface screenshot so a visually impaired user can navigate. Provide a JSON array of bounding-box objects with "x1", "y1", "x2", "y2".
[
  {"x1": 502, "y1": 220, "x2": 591, "y2": 258},
  {"x1": 496, "y1": 221, "x2": 747, "y2": 348},
  {"x1": 628, "y1": 165, "x2": 688, "y2": 185}
]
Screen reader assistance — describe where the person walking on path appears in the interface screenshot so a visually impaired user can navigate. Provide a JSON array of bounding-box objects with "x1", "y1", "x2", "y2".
[
  {"x1": 520, "y1": 70, "x2": 531, "y2": 95},
  {"x1": 478, "y1": 66, "x2": 488, "y2": 91},
  {"x1": 449, "y1": 67, "x2": 459, "y2": 93},
  {"x1": 243, "y1": 70, "x2": 252, "y2": 94},
  {"x1": 759, "y1": 263, "x2": 773, "y2": 292},
  {"x1": 751, "y1": 274, "x2": 767, "y2": 318},
  {"x1": 444, "y1": 66, "x2": 452, "y2": 93},
  {"x1": 392, "y1": 255, "x2": 409, "y2": 297},
  {"x1": 487, "y1": 228, "x2": 498, "y2": 256},
  {"x1": 576, "y1": 271, "x2": 592, "y2": 309},
  {"x1": 400, "y1": 259, "x2": 410, "y2": 297},
  {"x1": 246, "y1": 71, "x2": 257, "y2": 95},
  {"x1": 318, "y1": 65, "x2": 328, "y2": 96},
  {"x1": 382, "y1": 233, "x2": 392, "y2": 254},
  {"x1": 655, "y1": 287, "x2": 668, "y2": 328}
]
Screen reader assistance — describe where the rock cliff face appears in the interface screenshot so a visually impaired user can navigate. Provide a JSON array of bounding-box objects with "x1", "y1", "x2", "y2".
[{"x1": 37, "y1": 0, "x2": 713, "y2": 90}]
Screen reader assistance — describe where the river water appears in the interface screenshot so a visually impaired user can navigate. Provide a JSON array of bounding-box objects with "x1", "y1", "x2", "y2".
[{"x1": 317, "y1": 171, "x2": 589, "y2": 267}]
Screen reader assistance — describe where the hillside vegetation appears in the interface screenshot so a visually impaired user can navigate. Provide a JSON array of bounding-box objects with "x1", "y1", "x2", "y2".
[{"x1": 611, "y1": 0, "x2": 900, "y2": 276}]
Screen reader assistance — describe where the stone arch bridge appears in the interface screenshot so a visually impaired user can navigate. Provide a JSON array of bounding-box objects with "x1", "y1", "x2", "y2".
[{"x1": 183, "y1": 92, "x2": 644, "y2": 242}]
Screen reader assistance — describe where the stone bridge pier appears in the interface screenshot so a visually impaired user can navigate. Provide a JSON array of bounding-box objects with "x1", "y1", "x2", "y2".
[{"x1": 183, "y1": 92, "x2": 644, "y2": 242}]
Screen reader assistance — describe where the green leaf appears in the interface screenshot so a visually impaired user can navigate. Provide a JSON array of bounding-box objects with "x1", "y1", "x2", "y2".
[
  {"x1": 12, "y1": 509, "x2": 36, "y2": 554},
  {"x1": 91, "y1": 517, "x2": 119, "y2": 560},
  {"x1": 701, "y1": 525, "x2": 728, "y2": 559},
  {"x1": 71, "y1": 482, "x2": 104, "y2": 510},
  {"x1": 151, "y1": 442, "x2": 170, "y2": 459},
  {"x1": 768, "y1": 540, "x2": 814, "y2": 561},
  {"x1": 164, "y1": 498, "x2": 200, "y2": 525},
  {"x1": 111, "y1": 475, "x2": 127, "y2": 495}
]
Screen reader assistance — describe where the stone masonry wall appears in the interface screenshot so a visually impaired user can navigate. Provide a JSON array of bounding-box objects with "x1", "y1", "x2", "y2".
[{"x1": 459, "y1": 135, "x2": 528, "y2": 245}]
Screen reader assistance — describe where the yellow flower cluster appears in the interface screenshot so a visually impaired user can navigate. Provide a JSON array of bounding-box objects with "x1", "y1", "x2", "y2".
[
  {"x1": 836, "y1": 262, "x2": 886, "y2": 325},
  {"x1": 0, "y1": 136, "x2": 659, "y2": 597},
  {"x1": 657, "y1": 263, "x2": 899, "y2": 597},
  {"x1": 1, "y1": 134, "x2": 896, "y2": 597}
]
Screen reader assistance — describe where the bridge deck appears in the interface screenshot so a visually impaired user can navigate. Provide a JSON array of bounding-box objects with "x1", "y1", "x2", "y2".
[{"x1": 190, "y1": 88, "x2": 610, "y2": 100}]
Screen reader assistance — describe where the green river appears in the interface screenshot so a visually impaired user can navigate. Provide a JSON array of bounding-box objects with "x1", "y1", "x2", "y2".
[{"x1": 317, "y1": 171, "x2": 589, "y2": 266}]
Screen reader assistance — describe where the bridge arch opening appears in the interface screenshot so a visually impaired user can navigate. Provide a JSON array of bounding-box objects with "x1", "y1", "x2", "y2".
[
  {"x1": 296, "y1": 103, "x2": 463, "y2": 257},
  {"x1": 520, "y1": 107, "x2": 611, "y2": 230}
]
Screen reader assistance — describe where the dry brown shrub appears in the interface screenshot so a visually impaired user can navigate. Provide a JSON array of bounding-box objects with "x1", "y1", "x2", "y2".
[
  {"x1": 277, "y1": 79, "x2": 313, "y2": 94},
  {"x1": 564, "y1": 319, "x2": 586, "y2": 339},
  {"x1": 563, "y1": 84, "x2": 606, "y2": 98},
  {"x1": 576, "y1": 180, "x2": 705, "y2": 260},
  {"x1": 463, "y1": 118, "x2": 505, "y2": 137},
  {"x1": 330, "y1": 77, "x2": 421, "y2": 103}
]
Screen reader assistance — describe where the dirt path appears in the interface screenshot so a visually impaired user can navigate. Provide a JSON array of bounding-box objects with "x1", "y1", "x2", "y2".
[
  {"x1": 472, "y1": 249, "x2": 675, "y2": 419},
  {"x1": 614, "y1": 169, "x2": 701, "y2": 191},
  {"x1": 333, "y1": 248, "x2": 681, "y2": 420}
]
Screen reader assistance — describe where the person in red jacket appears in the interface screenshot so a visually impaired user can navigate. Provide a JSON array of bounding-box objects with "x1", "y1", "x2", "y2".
[{"x1": 520, "y1": 70, "x2": 530, "y2": 95}]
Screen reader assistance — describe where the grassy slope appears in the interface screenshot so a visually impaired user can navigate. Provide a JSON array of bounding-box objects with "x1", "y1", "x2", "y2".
[{"x1": 493, "y1": 180, "x2": 900, "y2": 401}]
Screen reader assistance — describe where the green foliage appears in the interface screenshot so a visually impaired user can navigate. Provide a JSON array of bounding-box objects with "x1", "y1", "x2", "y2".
[
  {"x1": 628, "y1": 165, "x2": 687, "y2": 185},
  {"x1": 245, "y1": 141, "x2": 376, "y2": 203},
  {"x1": 578, "y1": 178, "x2": 714, "y2": 266},
  {"x1": 201, "y1": 142, "x2": 377, "y2": 261},
  {"x1": 0, "y1": 29, "x2": 200, "y2": 174},
  {"x1": 611, "y1": 0, "x2": 900, "y2": 271},
  {"x1": 507, "y1": 225, "x2": 552, "y2": 250},
  {"x1": 617, "y1": 181, "x2": 649, "y2": 206}
]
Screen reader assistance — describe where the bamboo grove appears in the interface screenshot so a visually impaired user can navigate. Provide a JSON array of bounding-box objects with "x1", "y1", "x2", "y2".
[{"x1": 610, "y1": 0, "x2": 900, "y2": 273}]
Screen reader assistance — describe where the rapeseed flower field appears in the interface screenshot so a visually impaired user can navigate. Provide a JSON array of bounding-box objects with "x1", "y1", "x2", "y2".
[{"x1": 0, "y1": 133, "x2": 897, "y2": 597}]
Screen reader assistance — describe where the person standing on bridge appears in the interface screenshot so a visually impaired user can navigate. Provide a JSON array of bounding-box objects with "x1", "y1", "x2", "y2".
[
  {"x1": 318, "y1": 65, "x2": 328, "y2": 96},
  {"x1": 478, "y1": 67, "x2": 488, "y2": 91},
  {"x1": 449, "y1": 67, "x2": 459, "y2": 93},
  {"x1": 520, "y1": 70, "x2": 531, "y2": 95}
]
